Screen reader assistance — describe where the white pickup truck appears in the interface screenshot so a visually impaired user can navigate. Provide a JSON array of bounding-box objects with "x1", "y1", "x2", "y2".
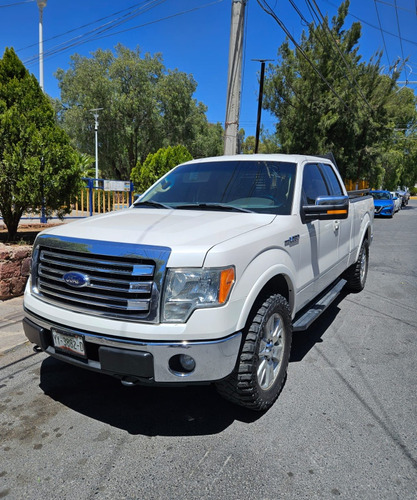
[{"x1": 23, "y1": 154, "x2": 374, "y2": 411}]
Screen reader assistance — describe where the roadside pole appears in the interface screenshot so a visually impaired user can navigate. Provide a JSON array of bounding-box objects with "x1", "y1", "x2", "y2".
[{"x1": 224, "y1": 0, "x2": 247, "y2": 155}]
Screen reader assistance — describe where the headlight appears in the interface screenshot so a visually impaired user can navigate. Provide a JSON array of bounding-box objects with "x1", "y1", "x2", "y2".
[{"x1": 162, "y1": 267, "x2": 235, "y2": 322}]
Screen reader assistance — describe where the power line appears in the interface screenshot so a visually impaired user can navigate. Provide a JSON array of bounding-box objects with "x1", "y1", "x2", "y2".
[
  {"x1": 91, "y1": 0, "x2": 224, "y2": 44},
  {"x1": 23, "y1": 0, "x2": 224, "y2": 67},
  {"x1": 373, "y1": 0, "x2": 390, "y2": 68},
  {"x1": 18, "y1": 1, "x2": 159, "y2": 52},
  {"x1": 256, "y1": 0, "x2": 351, "y2": 110},
  {"x1": 375, "y1": 0, "x2": 417, "y2": 14},
  {"x1": 23, "y1": 0, "x2": 168, "y2": 66},
  {"x1": 306, "y1": 0, "x2": 374, "y2": 113},
  {"x1": 287, "y1": 0, "x2": 309, "y2": 25},
  {"x1": 393, "y1": 0, "x2": 407, "y2": 82},
  {"x1": 0, "y1": 0, "x2": 34, "y2": 7},
  {"x1": 323, "y1": 0, "x2": 417, "y2": 48}
]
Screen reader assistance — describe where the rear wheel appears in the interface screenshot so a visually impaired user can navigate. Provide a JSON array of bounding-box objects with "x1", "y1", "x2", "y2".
[
  {"x1": 345, "y1": 240, "x2": 369, "y2": 292},
  {"x1": 216, "y1": 294, "x2": 292, "y2": 411}
]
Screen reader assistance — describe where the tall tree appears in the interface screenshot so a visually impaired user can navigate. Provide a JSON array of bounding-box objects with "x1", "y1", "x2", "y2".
[
  {"x1": 262, "y1": 0, "x2": 414, "y2": 185},
  {"x1": 0, "y1": 48, "x2": 82, "y2": 241},
  {"x1": 381, "y1": 86, "x2": 417, "y2": 189},
  {"x1": 55, "y1": 45, "x2": 223, "y2": 180}
]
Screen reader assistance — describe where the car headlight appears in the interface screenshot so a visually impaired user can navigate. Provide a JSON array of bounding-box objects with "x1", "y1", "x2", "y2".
[{"x1": 162, "y1": 267, "x2": 235, "y2": 323}]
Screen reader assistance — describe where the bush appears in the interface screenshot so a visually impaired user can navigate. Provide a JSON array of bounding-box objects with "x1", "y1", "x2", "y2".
[{"x1": 131, "y1": 145, "x2": 192, "y2": 194}]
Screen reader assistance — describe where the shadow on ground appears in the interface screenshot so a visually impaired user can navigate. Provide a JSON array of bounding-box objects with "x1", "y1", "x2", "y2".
[{"x1": 38, "y1": 291, "x2": 346, "y2": 436}]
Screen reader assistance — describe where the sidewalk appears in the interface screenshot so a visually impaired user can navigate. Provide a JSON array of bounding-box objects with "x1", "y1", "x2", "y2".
[{"x1": 0, "y1": 295, "x2": 27, "y2": 356}]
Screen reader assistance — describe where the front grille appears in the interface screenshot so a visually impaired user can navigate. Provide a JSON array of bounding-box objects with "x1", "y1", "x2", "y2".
[{"x1": 31, "y1": 235, "x2": 171, "y2": 322}]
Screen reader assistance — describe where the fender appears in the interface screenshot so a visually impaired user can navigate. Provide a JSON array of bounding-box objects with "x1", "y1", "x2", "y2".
[{"x1": 232, "y1": 247, "x2": 297, "y2": 331}]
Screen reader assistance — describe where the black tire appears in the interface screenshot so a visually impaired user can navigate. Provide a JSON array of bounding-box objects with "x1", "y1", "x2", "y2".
[
  {"x1": 216, "y1": 294, "x2": 292, "y2": 411},
  {"x1": 345, "y1": 240, "x2": 369, "y2": 292}
]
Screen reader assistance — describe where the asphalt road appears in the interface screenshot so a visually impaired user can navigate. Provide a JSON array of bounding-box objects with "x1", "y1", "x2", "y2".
[{"x1": 1, "y1": 201, "x2": 416, "y2": 500}]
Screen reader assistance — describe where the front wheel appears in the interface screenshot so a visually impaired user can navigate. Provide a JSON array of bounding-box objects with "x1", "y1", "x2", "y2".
[{"x1": 216, "y1": 294, "x2": 292, "y2": 411}]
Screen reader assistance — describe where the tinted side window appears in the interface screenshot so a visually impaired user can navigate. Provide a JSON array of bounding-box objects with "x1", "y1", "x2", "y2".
[
  {"x1": 302, "y1": 163, "x2": 329, "y2": 205},
  {"x1": 320, "y1": 163, "x2": 343, "y2": 196}
]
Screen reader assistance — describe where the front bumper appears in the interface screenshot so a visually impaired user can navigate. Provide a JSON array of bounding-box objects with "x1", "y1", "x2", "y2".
[
  {"x1": 374, "y1": 205, "x2": 394, "y2": 216},
  {"x1": 23, "y1": 310, "x2": 241, "y2": 384}
]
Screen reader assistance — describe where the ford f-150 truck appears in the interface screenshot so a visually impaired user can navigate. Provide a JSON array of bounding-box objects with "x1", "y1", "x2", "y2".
[{"x1": 23, "y1": 154, "x2": 374, "y2": 411}]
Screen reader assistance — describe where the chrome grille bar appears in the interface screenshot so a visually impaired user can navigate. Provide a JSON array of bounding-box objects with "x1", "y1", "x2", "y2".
[
  {"x1": 38, "y1": 266, "x2": 153, "y2": 293},
  {"x1": 31, "y1": 235, "x2": 171, "y2": 322},
  {"x1": 38, "y1": 284, "x2": 150, "y2": 311},
  {"x1": 40, "y1": 250, "x2": 154, "y2": 276}
]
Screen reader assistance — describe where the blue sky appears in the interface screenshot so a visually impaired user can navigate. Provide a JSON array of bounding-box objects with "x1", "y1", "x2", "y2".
[{"x1": 1, "y1": 0, "x2": 416, "y2": 138}]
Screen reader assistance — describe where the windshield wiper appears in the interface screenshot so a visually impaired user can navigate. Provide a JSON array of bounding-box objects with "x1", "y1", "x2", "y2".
[
  {"x1": 133, "y1": 200, "x2": 172, "y2": 209},
  {"x1": 176, "y1": 203, "x2": 253, "y2": 213}
]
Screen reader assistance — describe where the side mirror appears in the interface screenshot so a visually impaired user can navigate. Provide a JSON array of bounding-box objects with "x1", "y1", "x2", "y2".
[{"x1": 302, "y1": 195, "x2": 349, "y2": 222}]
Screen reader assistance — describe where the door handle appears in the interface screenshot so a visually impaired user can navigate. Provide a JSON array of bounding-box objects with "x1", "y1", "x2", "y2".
[{"x1": 333, "y1": 220, "x2": 340, "y2": 232}]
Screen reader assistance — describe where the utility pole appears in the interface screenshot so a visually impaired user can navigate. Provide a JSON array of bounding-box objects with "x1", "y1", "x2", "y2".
[
  {"x1": 224, "y1": 0, "x2": 247, "y2": 155},
  {"x1": 37, "y1": 0, "x2": 47, "y2": 91},
  {"x1": 253, "y1": 59, "x2": 273, "y2": 153},
  {"x1": 90, "y1": 108, "x2": 104, "y2": 186}
]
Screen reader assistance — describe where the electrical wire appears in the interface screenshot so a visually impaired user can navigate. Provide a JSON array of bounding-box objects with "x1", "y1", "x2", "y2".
[
  {"x1": 393, "y1": 0, "x2": 407, "y2": 82},
  {"x1": 23, "y1": 0, "x2": 168, "y2": 66},
  {"x1": 322, "y1": 0, "x2": 417, "y2": 48},
  {"x1": 287, "y1": 0, "x2": 309, "y2": 25},
  {"x1": 18, "y1": 1, "x2": 161, "y2": 52},
  {"x1": 80, "y1": 0, "x2": 224, "y2": 45},
  {"x1": 373, "y1": 0, "x2": 390, "y2": 68},
  {"x1": 23, "y1": 0, "x2": 224, "y2": 67},
  {"x1": 256, "y1": 0, "x2": 350, "y2": 110},
  {"x1": 375, "y1": 0, "x2": 417, "y2": 15},
  {"x1": 0, "y1": 0, "x2": 34, "y2": 7},
  {"x1": 306, "y1": 0, "x2": 374, "y2": 113}
]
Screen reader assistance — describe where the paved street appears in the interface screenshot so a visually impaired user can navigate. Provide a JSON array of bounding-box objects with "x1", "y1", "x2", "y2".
[{"x1": 1, "y1": 201, "x2": 416, "y2": 500}]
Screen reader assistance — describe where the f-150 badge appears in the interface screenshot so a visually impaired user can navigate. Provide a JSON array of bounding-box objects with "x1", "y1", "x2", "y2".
[{"x1": 285, "y1": 234, "x2": 300, "y2": 247}]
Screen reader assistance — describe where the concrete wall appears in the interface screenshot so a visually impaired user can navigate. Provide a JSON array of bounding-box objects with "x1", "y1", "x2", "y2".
[{"x1": 0, "y1": 244, "x2": 32, "y2": 300}]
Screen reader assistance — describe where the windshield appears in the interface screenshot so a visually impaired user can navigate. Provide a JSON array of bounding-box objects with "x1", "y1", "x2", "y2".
[
  {"x1": 135, "y1": 160, "x2": 297, "y2": 215},
  {"x1": 371, "y1": 191, "x2": 391, "y2": 200}
]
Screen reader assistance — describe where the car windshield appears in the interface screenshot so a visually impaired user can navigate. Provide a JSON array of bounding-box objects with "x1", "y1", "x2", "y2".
[
  {"x1": 371, "y1": 192, "x2": 391, "y2": 200},
  {"x1": 135, "y1": 160, "x2": 297, "y2": 215}
]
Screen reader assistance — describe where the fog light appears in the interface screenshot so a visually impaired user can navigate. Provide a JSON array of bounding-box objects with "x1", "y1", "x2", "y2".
[
  {"x1": 179, "y1": 354, "x2": 196, "y2": 372},
  {"x1": 169, "y1": 354, "x2": 196, "y2": 376}
]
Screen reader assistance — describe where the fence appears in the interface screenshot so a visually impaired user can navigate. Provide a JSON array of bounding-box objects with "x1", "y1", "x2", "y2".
[
  {"x1": 0, "y1": 177, "x2": 135, "y2": 225},
  {"x1": 72, "y1": 178, "x2": 135, "y2": 218},
  {"x1": 1, "y1": 176, "x2": 371, "y2": 226},
  {"x1": 344, "y1": 179, "x2": 370, "y2": 191}
]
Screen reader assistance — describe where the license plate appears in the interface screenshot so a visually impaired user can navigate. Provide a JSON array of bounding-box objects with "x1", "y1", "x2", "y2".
[{"x1": 52, "y1": 329, "x2": 86, "y2": 358}]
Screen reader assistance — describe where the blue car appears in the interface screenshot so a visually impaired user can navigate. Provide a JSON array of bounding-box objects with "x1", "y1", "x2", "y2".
[{"x1": 370, "y1": 190, "x2": 395, "y2": 217}]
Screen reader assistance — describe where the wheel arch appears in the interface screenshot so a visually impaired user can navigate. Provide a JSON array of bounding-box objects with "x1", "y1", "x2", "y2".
[
  {"x1": 352, "y1": 214, "x2": 373, "y2": 265},
  {"x1": 236, "y1": 268, "x2": 295, "y2": 332}
]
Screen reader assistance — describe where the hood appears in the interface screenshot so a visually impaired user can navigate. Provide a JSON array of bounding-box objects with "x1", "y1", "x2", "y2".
[
  {"x1": 39, "y1": 208, "x2": 276, "y2": 267},
  {"x1": 373, "y1": 199, "x2": 393, "y2": 207}
]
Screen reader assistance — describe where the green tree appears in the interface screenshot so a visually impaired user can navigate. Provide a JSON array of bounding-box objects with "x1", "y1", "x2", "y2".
[
  {"x1": 239, "y1": 129, "x2": 280, "y2": 154},
  {"x1": 262, "y1": 0, "x2": 411, "y2": 184},
  {"x1": 381, "y1": 86, "x2": 417, "y2": 189},
  {"x1": 131, "y1": 145, "x2": 192, "y2": 193},
  {"x1": 0, "y1": 48, "x2": 82, "y2": 241},
  {"x1": 55, "y1": 45, "x2": 223, "y2": 180}
]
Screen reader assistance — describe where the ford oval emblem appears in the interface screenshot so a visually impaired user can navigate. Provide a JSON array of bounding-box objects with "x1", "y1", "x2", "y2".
[{"x1": 63, "y1": 271, "x2": 90, "y2": 288}]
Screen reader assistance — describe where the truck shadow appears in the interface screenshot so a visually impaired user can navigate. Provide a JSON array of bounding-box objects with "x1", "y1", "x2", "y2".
[
  {"x1": 39, "y1": 357, "x2": 262, "y2": 436},
  {"x1": 290, "y1": 291, "x2": 346, "y2": 363},
  {"x1": 38, "y1": 292, "x2": 346, "y2": 436}
]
